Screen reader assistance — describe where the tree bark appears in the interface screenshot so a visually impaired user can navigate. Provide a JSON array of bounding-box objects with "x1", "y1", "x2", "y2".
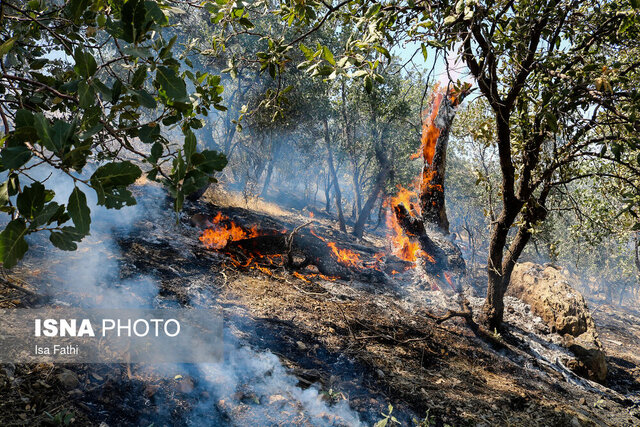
[
  {"x1": 323, "y1": 118, "x2": 347, "y2": 232},
  {"x1": 352, "y1": 96, "x2": 393, "y2": 238},
  {"x1": 420, "y1": 96, "x2": 456, "y2": 233}
]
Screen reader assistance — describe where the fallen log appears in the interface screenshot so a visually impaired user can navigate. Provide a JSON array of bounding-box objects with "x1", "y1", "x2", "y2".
[{"x1": 189, "y1": 205, "x2": 412, "y2": 284}]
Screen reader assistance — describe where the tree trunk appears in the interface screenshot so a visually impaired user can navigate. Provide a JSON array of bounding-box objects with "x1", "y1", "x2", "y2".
[
  {"x1": 352, "y1": 95, "x2": 392, "y2": 238},
  {"x1": 353, "y1": 170, "x2": 386, "y2": 238},
  {"x1": 420, "y1": 95, "x2": 456, "y2": 233},
  {"x1": 323, "y1": 118, "x2": 346, "y2": 232},
  {"x1": 260, "y1": 136, "x2": 283, "y2": 199},
  {"x1": 391, "y1": 87, "x2": 467, "y2": 279}
]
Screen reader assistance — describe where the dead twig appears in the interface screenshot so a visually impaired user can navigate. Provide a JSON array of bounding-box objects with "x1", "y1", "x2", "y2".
[
  {"x1": 424, "y1": 298, "x2": 480, "y2": 335},
  {"x1": 0, "y1": 270, "x2": 38, "y2": 296},
  {"x1": 286, "y1": 220, "x2": 314, "y2": 266}
]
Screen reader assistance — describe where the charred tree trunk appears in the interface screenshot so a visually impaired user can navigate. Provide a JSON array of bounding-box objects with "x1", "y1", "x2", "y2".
[
  {"x1": 392, "y1": 88, "x2": 469, "y2": 281},
  {"x1": 420, "y1": 96, "x2": 456, "y2": 234}
]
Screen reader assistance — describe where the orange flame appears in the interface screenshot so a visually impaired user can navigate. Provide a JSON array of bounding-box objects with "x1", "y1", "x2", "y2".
[
  {"x1": 327, "y1": 242, "x2": 363, "y2": 268},
  {"x1": 387, "y1": 85, "x2": 448, "y2": 264},
  {"x1": 310, "y1": 228, "x2": 364, "y2": 268},
  {"x1": 385, "y1": 184, "x2": 427, "y2": 263},
  {"x1": 411, "y1": 83, "x2": 444, "y2": 165},
  {"x1": 199, "y1": 212, "x2": 259, "y2": 249}
]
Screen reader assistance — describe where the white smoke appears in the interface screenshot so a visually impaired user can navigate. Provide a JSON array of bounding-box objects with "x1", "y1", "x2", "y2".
[{"x1": 18, "y1": 163, "x2": 367, "y2": 425}]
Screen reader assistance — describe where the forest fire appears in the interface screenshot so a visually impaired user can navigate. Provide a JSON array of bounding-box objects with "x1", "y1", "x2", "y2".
[
  {"x1": 386, "y1": 86, "x2": 449, "y2": 264},
  {"x1": 385, "y1": 188, "x2": 425, "y2": 263},
  {"x1": 310, "y1": 228, "x2": 365, "y2": 269},
  {"x1": 411, "y1": 84, "x2": 444, "y2": 163},
  {"x1": 327, "y1": 242, "x2": 363, "y2": 268},
  {"x1": 199, "y1": 212, "x2": 259, "y2": 249}
]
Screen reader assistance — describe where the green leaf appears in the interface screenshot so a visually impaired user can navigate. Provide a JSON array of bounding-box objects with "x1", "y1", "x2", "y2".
[
  {"x1": 17, "y1": 182, "x2": 45, "y2": 220},
  {"x1": 78, "y1": 80, "x2": 96, "y2": 109},
  {"x1": 34, "y1": 113, "x2": 54, "y2": 150},
  {"x1": 421, "y1": 43, "x2": 428, "y2": 61},
  {"x1": 156, "y1": 66, "x2": 187, "y2": 101},
  {"x1": 1, "y1": 144, "x2": 32, "y2": 169},
  {"x1": 322, "y1": 46, "x2": 336, "y2": 66},
  {"x1": 51, "y1": 119, "x2": 76, "y2": 153},
  {"x1": 111, "y1": 79, "x2": 123, "y2": 104},
  {"x1": 149, "y1": 142, "x2": 163, "y2": 163},
  {"x1": 138, "y1": 124, "x2": 160, "y2": 143},
  {"x1": 131, "y1": 66, "x2": 147, "y2": 88},
  {"x1": 31, "y1": 202, "x2": 62, "y2": 228},
  {"x1": 184, "y1": 130, "x2": 196, "y2": 166},
  {"x1": 90, "y1": 161, "x2": 141, "y2": 209},
  {"x1": 0, "y1": 37, "x2": 17, "y2": 58},
  {"x1": 364, "y1": 75, "x2": 373, "y2": 94},
  {"x1": 0, "y1": 219, "x2": 29, "y2": 268},
  {"x1": 144, "y1": 0, "x2": 168, "y2": 25},
  {"x1": 299, "y1": 43, "x2": 314, "y2": 60},
  {"x1": 121, "y1": 0, "x2": 149, "y2": 44},
  {"x1": 101, "y1": 186, "x2": 137, "y2": 209},
  {"x1": 49, "y1": 227, "x2": 84, "y2": 251},
  {"x1": 74, "y1": 49, "x2": 97, "y2": 78},
  {"x1": 90, "y1": 161, "x2": 142, "y2": 188},
  {"x1": 133, "y1": 89, "x2": 157, "y2": 108},
  {"x1": 68, "y1": 187, "x2": 91, "y2": 235},
  {"x1": 192, "y1": 150, "x2": 227, "y2": 174},
  {"x1": 0, "y1": 181, "x2": 8, "y2": 206},
  {"x1": 66, "y1": 0, "x2": 90, "y2": 21}
]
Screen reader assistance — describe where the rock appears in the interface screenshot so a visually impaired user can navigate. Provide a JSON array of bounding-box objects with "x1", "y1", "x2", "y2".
[
  {"x1": 57, "y1": 369, "x2": 79, "y2": 389},
  {"x1": 296, "y1": 341, "x2": 307, "y2": 351},
  {"x1": 571, "y1": 416, "x2": 582, "y2": 427},
  {"x1": 564, "y1": 333, "x2": 608, "y2": 384},
  {"x1": 507, "y1": 262, "x2": 607, "y2": 382}
]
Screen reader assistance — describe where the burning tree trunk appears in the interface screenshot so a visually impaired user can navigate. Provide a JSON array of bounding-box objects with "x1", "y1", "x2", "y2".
[
  {"x1": 389, "y1": 84, "x2": 472, "y2": 282},
  {"x1": 419, "y1": 92, "x2": 456, "y2": 234}
]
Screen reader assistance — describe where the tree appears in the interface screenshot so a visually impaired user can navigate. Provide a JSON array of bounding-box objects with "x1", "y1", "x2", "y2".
[
  {"x1": 428, "y1": 0, "x2": 640, "y2": 328},
  {"x1": 207, "y1": 0, "x2": 640, "y2": 329},
  {"x1": 0, "y1": 0, "x2": 228, "y2": 268}
]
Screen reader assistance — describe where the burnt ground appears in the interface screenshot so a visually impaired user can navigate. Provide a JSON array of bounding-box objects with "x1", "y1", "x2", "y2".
[{"x1": 1, "y1": 188, "x2": 639, "y2": 426}]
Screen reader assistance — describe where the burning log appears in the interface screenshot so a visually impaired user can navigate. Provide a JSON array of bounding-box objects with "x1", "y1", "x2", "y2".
[{"x1": 192, "y1": 211, "x2": 408, "y2": 284}]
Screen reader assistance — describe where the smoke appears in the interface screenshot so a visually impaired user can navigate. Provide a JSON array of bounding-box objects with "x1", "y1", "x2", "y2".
[
  {"x1": 13, "y1": 163, "x2": 367, "y2": 425},
  {"x1": 183, "y1": 337, "x2": 363, "y2": 426},
  {"x1": 17, "y1": 163, "x2": 161, "y2": 308}
]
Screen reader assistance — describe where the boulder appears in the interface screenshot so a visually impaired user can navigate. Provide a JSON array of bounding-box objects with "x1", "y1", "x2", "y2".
[{"x1": 507, "y1": 262, "x2": 607, "y2": 383}]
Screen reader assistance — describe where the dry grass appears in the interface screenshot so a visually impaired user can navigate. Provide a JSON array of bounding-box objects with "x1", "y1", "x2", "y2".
[{"x1": 202, "y1": 186, "x2": 290, "y2": 218}]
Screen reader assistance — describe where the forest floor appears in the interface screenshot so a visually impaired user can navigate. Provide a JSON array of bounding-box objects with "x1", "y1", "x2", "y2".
[{"x1": 0, "y1": 186, "x2": 639, "y2": 426}]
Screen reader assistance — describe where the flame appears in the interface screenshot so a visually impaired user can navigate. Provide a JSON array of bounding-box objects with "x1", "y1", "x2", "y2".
[
  {"x1": 420, "y1": 169, "x2": 442, "y2": 195},
  {"x1": 199, "y1": 212, "x2": 259, "y2": 249},
  {"x1": 386, "y1": 85, "x2": 448, "y2": 264},
  {"x1": 310, "y1": 228, "x2": 364, "y2": 268},
  {"x1": 327, "y1": 242, "x2": 363, "y2": 268},
  {"x1": 411, "y1": 83, "x2": 444, "y2": 165},
  {"x1": 385, "y1": 181, "x2": 426, "y2": 263}
]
